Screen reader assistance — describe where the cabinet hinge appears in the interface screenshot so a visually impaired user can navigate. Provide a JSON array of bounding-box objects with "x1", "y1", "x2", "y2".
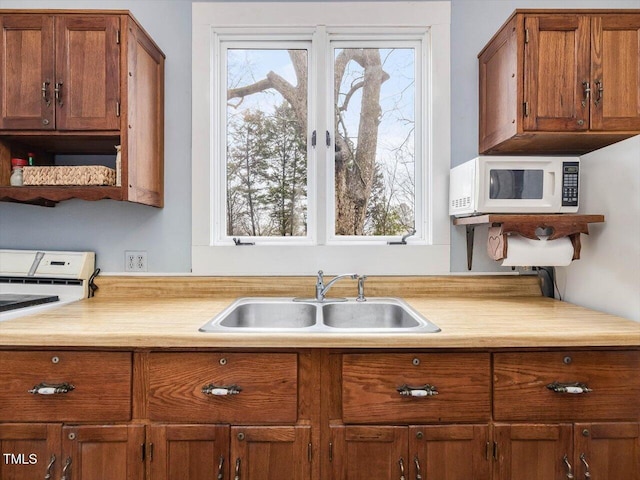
[
  {"x1": 523, "y1": 101, "x2": 529, "y2": 117},
  {"x1": 308, "y1": 443, "x2": 312, "y2": 463},
  {"x1": 524, "y1": 28, "x2": 529, "y2": 44},
  {"x1": 116, "y1": 101, "x2": 121, "y2": 117},
  {"x1": 329, "y1": 442, "x2": 333, "y2": 463},
  {"x1": 116, "y1": 29, "x2": 121, "y2": 45}
]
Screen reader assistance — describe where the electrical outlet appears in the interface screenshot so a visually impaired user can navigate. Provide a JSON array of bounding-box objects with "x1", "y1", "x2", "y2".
[{"x1": 125, "y1": 251, "x2": 147, "y2": 272}]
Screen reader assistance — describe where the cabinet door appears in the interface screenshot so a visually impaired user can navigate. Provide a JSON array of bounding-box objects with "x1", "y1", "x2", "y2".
[
  {"x1": 330, "y1": 426, "x2": 407, "y2": 480},
  {"x1": 409, "y1": 425, "x2": 489, "y2": 480},
  {"x1": 590, "y1": 15, "x2": 640, "y2": 131},
  {"x1": 0, "y1": 423, "x2": 61, "y2": 480},
  {"x1": 493, "y1": 424, "x2": 573, "y2": 480},
  {"x1": 575, "y1": 423, "x2": 640, "y2": 480},
  {"x1": 231, "y1": 426, "x2": 311, "y2": 480},
  {"x1": 523, "y1": 15, "x2": 591, "y2": 132},
  {"x1": 0, "y1": 15, "x2": 55, "y2": 130},
  {"x1": 55, "y1": 15, "x2": 120, "y2": 131},
  {"x1": 148, "y1": 424, "x2": 230, "y2": 480},
  {"x1": 61, "y1": 425, "x2": 144, "y2": 480}
]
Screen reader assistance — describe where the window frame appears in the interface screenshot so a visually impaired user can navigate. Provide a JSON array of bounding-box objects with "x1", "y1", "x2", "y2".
[{"x1": 192, "y1": 1, "x2": 451, "y2": 275}]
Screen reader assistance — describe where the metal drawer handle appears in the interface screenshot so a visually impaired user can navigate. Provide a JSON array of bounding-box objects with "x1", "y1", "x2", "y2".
[
  {"x1": 547, "y1": 382, "x2": 592, "y2": 394},
  {"x1": 414, "y1": 455, "x2": 423, "y2": 480},
  {"x1": 54, "y1": 82, "x2": 63, "y2": 107},
  {"x1": 44, "y1": 454, "x2": 56, "y2": 480},
  {"x1": 397, "y1": 384, "x2": 438, "y2": 397},
  {"x1": 581, "y1": 81, "x2": 591, "y2": 107},
  {"x1": 61, "y1": 457, "x2": 72, "y2": 480},
  {"x1": 202, "y1": 384, "x2": 242, "y2": 396},
  {"x1": 594, "y1": 79, "x2": 603, "y2": 106},
  {"x1": 217, "y1": 456, "x2": 224, "y2": 480},
  {"x1": 29, "y1": 382, "x2": 75, "y2": 395},
  {"x1": 580, "y1": 453, "x2": 591, "y2": 479},
  {"x1": 234, "y1": 458, "x2": 241, "y2": 480},
  {"x1": 42, "y1": 81, "x2": 51, "y2": 107},
  {"x1": 399, "y1": 457, "x2": 406, "y2": 480},
  {"x1": 563, "y1": 454, "x2": 574, "y2": 479}
]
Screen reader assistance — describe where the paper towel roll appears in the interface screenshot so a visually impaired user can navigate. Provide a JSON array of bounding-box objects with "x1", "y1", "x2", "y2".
[{"x1": 501, "y1": 235, "x2": 574, "y2": 267}]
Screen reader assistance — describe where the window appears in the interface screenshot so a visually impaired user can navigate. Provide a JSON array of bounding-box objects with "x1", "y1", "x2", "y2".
[{"x1": 192, "y1": 2, "x2": 451, "y2": 274}]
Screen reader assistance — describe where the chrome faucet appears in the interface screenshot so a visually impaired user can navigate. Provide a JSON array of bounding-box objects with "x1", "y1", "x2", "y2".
[
  {"x1": 356, "y1": 275, "x2": 367, "y2": 302},
  {"x1": 315, "y1": 270, "x2": 358, "y2": 302}
]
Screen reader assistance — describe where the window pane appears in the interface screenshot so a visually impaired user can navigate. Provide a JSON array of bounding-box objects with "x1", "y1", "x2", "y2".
[
  {"x1": 334, "y1": 48, "x2": 415, "y2": 236},
  {"x1": 226, "y1": 49, "x2": 308, "y2": 237}
]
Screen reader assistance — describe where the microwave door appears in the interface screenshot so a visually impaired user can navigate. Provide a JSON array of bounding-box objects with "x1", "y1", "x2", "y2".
[{"x1": 484, "y1": 168, "x2": 554, "y2": 212}]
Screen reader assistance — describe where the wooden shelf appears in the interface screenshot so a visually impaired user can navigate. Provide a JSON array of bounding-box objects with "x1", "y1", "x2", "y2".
[
  {"x1": 0, "y1": 185, "x2": 123, "y2": 207},
  {"x1": 453, "y1": 214, "x2": 605, "y2": 270}
]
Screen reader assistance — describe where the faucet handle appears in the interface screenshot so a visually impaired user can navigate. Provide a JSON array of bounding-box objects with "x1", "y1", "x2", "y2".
[{"x1": 357, "y1": 275, "x2": 367, "y2": 302}]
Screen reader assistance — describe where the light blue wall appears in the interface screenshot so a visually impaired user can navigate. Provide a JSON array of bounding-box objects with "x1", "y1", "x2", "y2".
[{"x1": 1, "y1": 0, "x2": 638, "y2": 273}]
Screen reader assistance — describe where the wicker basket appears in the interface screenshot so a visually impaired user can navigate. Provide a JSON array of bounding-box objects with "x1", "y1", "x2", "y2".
[{"x1": 22, "y1": 165, "x2": 116, "y2": 186}]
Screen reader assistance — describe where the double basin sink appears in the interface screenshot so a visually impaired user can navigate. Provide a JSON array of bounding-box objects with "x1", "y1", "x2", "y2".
[{"x1": 199, "y1": 297, "x2": 441, "y2": 333}]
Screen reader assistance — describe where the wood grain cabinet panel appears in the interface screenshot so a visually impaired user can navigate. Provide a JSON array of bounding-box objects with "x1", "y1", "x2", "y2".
[
  {"x1": 479, "y1": 9, "x2": 640, "y2": 154},
  {"x1": 147, "y1": 425, "x2": 230, "y2": 480},
  {"x1": 574, "y1": 423, "x2": 640, "y2": 480},
  {"x1": 341, "y1": 353, "x2": 491, "y2": 424},
  {"x1": 0, "y1": 423, "x2": 61, "y2": 480},
  {"x1": 493, "y1": 350, "x2": 640, "y2": 422},
  {"x1": 0, "y1": 351, "x2": 132, "y2": 422},
  {"x1": 147, "y1": 352, "x2": 298, "y2": 424}
]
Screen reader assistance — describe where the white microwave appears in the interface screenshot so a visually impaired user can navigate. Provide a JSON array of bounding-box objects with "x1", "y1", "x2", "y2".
[{"x1": 449, "y1": 156, "x2": 579, "y2": 217}]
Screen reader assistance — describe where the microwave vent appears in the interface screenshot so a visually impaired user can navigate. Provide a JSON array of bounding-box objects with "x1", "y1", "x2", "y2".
[{"x1": 451, "y1": 196, "x2": 471, "y2": 209}]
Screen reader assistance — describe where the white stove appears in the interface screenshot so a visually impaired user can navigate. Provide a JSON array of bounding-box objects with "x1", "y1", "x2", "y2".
[{"x1": 0, "y1": 249, "x2": 96, "y2": 321}]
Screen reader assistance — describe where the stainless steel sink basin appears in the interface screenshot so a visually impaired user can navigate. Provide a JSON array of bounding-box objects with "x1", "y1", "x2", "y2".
[
  {"x1": 199, "y1": 297, "x2": 440, "y2": 333},
  {"x1": 322, "y1": 299, "x2": 438, "y2": 331},
  {"x1": 200, "y1": 298, "x2": 317, "y2": 331}
]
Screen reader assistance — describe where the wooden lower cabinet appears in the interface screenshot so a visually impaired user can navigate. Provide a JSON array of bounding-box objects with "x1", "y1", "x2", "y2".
[
  {"x1": 329, "y1": 425, "x2": 489, "y2": 480},
  {"x1": 493, "y1": 423, "x2": 640, "y2": 480},
  {"x1": 147, "y1": 425, "x2": 311, "y2": 480},
  {"x1": 0, "y1": 424, "x2": 143, "y2": 480}
]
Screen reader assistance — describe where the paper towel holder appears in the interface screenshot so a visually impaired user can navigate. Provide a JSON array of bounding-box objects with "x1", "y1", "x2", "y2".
[{"x1": 453, "y1": 214, "x2": 605, "y2": 270}]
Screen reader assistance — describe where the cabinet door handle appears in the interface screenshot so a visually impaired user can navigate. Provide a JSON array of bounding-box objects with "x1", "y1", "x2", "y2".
[
  {"x1": 42, "y1": 81, "x2": 51, "y2": 107},
  {"x1": 61, "y1": 457, "x2": 72, "y2": 480},
  {"x1": 546, "y1": 382, "x2": 591, "y2": 394},
  {"x1": 399, "y1": 457, "x2": 406, "y2": 480},
  {"x1": 580, "y1": 453, "x2": 591, "y2": 479},
  {"x1": 594, "y1": 80, "x2": 603, "y2": 106},
  {"x1": 201, "y1": 384, "x2": 242, "y2": 396},
  {"x1": 234, "y1": 458, "x2": 241, "y2": 480},
  {"x1": 396, "y1": 384, "x2": 438, "y2": 397},
  {"x1": 581, "y1": 81, "x2": 590, "y2": 107},
  {"x1": 414, "y1": 455, "x2": 423, "y2": 480},
  {"x1": 29, "y1": 382, "x2": 75, "y2": 395},
  {"x1": 217, "y1": 456, "x2": 224, "y2": 480},
  {"x1": 44, "y1": 454, "x2": 55, "y2": 480},
  {"x1": 563, "y1": 454, "x2": 574, "y2": 479},
  {"x1": 55, "y1": 82, "x2": 63, "y2": 107}
]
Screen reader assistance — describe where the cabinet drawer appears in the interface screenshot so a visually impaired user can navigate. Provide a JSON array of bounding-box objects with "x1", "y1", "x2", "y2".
[
  {"x1": 0, "y1": 351, "x2": 132, "y2": 422},
  {"x1": 494, "y1": 351, "x2": 640, "y2": 421},
  {"x1": 148, "y1": 353, "x2": 298, "y2": 423},
  {"x1": 342, "y1": 353, "x2": 491, "y2": 424}
]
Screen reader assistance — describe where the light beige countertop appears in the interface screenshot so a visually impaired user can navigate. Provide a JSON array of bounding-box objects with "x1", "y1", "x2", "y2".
[{"x1": 1, "y1": 276, "x2": 638, "y2": 349}]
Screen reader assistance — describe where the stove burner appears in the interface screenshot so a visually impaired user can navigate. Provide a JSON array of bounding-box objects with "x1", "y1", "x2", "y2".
[{"x1": 0, "y1": 294, "x2": 60, "y2": 313}]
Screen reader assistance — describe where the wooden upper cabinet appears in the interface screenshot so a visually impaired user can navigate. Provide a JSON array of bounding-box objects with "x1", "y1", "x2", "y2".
[
  {"x1": 55, "y1": 16, "x2": 120, "y2": 131},
  {"x1": 479, "y1": 10, "x2": 640, "y2": 155},
  {"x1": 0, "y1": 14, "x2": 120, "y2": 131},
  {"x1": 0, "y1": 10, "x2": 164, "y2": 207},
  {"x1": 591, "y1": 15, "x2": 640, "y2": 131},
  {"x1": 0, "y1": 15, "x2": 54, "y2": 130}
]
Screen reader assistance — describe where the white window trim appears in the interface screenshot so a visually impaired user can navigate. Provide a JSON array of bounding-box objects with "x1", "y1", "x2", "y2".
[{"x1": 192, "y1": 1, "x2": 451, "y2": 275}]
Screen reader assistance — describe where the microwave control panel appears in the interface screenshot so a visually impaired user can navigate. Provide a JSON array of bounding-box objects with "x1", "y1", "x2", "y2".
[{"x1": 561, "y1": 162, "x2": 579, "y2": 207}]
